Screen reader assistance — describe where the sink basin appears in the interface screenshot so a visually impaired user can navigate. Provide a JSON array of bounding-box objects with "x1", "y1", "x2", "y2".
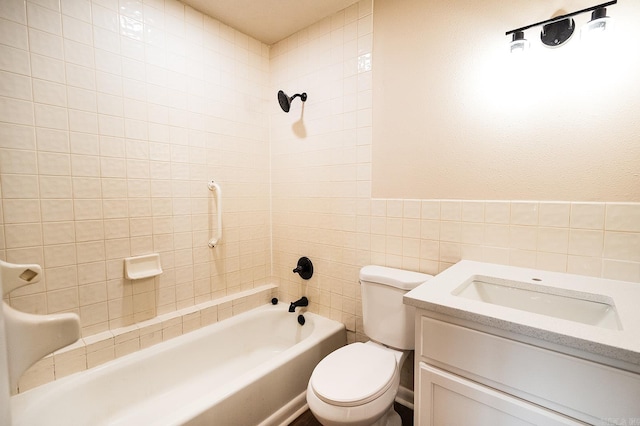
[
  {"x1": 453, "y1": 276, "x2": 622, "y2": 330},
  {"x1": 404, "y1": 260, "x2": 640, "y2": 370}
]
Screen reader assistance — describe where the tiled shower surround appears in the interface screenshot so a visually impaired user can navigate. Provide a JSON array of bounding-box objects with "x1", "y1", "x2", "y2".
[
  {"x1": 1, "y1": 0, "x2": 639, "y2": 392},
  {"x1": 0, "y1": 0, "x2": 272, "y2": 327}
]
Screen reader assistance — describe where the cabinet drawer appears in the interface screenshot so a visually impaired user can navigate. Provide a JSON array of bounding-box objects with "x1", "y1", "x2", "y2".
[
  {"x1": 420, "y1": 316, "x2": 640, "y2": 424},
  {"x1": 418, "y1": 362, "x2": 584, "y2": 426}
]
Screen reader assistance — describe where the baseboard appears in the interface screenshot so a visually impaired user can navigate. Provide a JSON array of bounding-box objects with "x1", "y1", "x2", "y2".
[
  {"x1": 395, "y1": 385, "x2": 414, "y2": 410},
  {"x1": 260, "y1": 391, "x2": 308, "y2": 426}
]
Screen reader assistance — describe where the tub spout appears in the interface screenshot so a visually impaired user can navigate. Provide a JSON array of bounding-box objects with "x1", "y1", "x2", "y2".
[{"x1": 288, "y1": 297, "x2": 308, "y2": 313}]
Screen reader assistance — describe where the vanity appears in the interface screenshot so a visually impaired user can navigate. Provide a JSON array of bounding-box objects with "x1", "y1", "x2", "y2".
[{"x1": 404, "y1": 261, "x2": 640, "y2": 426}]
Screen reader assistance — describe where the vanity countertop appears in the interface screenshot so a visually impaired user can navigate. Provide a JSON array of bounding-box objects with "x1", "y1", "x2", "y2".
[{"x1": 404, "y1": 260, "x2": 640, "y2": 372}]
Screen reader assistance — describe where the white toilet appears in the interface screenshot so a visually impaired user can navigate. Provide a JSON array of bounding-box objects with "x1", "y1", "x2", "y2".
[{"x1": 306, "y1": 265, "x2": 432, "y2": 426}]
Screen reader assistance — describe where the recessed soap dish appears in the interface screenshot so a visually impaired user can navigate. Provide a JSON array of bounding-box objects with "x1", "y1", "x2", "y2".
[{"x1": 124, "y1": 254, "x2": 162, "y2": 280}]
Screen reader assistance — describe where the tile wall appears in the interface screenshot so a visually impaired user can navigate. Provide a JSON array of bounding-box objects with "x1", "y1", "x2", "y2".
[
  {"x1": 269, "y1": 0, "x2": 375, "y2": 336},
  {"x1": 19, "y1": 285, "x2": 276, "y2": 391},
  {"x1": 0, "y1": 0, "x2": 272, "y2": 337}
]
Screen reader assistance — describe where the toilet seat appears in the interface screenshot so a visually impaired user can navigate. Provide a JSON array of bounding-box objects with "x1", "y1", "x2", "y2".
[{"x1": 309, "y1": 343, "x2": 398, "y2": 407}]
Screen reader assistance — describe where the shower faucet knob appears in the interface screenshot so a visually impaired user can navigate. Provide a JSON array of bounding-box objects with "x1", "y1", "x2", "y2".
[{"x1": 292, "y1": 257, "x2": 313, "y2": 280}]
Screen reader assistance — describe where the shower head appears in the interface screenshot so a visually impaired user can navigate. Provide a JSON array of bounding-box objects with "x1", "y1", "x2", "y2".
[{"x1": 277, "y1": 90, "x2": 307, "y2": 113}]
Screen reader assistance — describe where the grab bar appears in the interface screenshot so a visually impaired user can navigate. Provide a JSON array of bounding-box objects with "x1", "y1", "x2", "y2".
[{"x1": 207, "y1": 180, "x2": 222, "y2": 248}]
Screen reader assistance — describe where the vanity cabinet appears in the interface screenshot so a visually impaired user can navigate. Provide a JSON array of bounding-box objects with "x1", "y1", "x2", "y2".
[{"x1": 415, "y1": 313, "x2": 640, "y2": 426}]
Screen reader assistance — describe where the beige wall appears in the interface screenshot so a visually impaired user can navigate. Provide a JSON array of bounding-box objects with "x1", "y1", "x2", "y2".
[
  {"x1": 270, "y1": 0, "x2": 640, "y2": 357},
  {"x1": 3, "y1": 0, "x2": 637, "y2": 343},
  {"x1": 372, "y1": 0, "x2": 640, "y2": 201},
  {"x1": 268, "y1": 0, "x2": 640, "y2": 348}
]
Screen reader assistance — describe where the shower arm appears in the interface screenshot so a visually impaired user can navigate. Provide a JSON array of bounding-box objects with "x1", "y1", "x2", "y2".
[{"x1": 291, "y1": 93, "x2": 307, "y2": 102}]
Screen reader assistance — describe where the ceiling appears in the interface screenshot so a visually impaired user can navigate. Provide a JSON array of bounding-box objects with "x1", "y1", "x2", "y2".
[{"x1": 182, "y1": 0, "x2": 360, "y2": 45}]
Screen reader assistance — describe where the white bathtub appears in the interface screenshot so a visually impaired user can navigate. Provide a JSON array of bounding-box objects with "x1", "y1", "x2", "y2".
[{"x1": 10, "y1": 304, "x2": 346, "y2": 426}]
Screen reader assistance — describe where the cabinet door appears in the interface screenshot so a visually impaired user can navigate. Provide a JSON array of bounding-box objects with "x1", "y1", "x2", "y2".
[{"x1": 418, "y1": 363, "x2": 585, "y2": 426}]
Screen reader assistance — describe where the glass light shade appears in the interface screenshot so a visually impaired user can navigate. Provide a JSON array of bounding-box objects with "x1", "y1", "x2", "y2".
[
  {"x1": 509, "y1": 31, "x2": 529, "y2": 53},
  {"x1": 581, "y1": 8, "x2": 613, "y2": 42}
]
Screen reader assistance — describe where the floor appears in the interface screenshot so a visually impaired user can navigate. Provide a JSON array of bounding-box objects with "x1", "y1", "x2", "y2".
[{"x1": 289, "y1": 403, "x2": 414, "y2": 426}]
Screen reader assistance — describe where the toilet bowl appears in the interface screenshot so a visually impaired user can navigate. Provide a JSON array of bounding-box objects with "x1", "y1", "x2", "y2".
[
  {"x1": 306, "y1": 265, "x2": 431, "y2": 426},
  {"x1": 307, "y1": 342, "x2": 407, "y2": 426}
]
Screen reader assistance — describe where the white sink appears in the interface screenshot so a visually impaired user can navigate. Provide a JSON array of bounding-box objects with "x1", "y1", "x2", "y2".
[
  {"x1": 453, "y1": 276, "x2": 621, "y2": 330},
  {"x1": 403, "y1": 260, "x2": 640, "y2": 371}
]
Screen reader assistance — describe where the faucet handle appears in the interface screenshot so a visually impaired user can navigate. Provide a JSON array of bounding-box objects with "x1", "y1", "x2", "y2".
[
  {"x1": 0, "y1": 260, "x2": 42, "y2": 296},
  {"x1": 292, "y1": 257, "x2": 313, "y2": 280}
]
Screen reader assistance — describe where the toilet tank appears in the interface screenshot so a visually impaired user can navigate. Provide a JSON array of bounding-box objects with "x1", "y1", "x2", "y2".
[{"x1": 360, "y1": 266, "x2": 432, "y2": 350}]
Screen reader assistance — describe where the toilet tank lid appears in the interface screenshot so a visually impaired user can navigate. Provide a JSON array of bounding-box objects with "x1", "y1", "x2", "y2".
[{"x1": 359, "y1": 265, "x2": 432, "y2": 290}]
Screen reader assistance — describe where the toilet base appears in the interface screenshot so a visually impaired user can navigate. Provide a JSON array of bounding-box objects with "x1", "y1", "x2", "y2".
[
  {"x1": 308, "y1": 402, "x2": 402, "y2": 426},
  {"x1": 370, "y1": 405, "x2": 401, "y2": 426}
]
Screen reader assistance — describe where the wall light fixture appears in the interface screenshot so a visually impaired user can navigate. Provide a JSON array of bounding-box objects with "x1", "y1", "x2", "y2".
[{"x1": 505, "y1": 0, "x2": 617, "y2": 52}]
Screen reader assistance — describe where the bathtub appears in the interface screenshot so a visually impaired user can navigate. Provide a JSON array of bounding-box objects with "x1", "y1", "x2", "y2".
[{"x1": 10, "y1": 304, "x2": 346, "y2": 426}]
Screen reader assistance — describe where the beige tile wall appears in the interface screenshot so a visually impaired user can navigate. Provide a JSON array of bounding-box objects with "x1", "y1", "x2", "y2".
[
  {"x1": 0, "y1": 0, "x2": 272, "y2": 336},
  {"x1": 18, "y1": 285, "x2": 276, "y2": 392},
  {"x1": 269, "y1": 0, "x2": 375, "y2": 336}
]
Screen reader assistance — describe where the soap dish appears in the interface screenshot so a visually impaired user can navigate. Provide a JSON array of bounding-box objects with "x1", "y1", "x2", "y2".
[{"x1": 124, "y1": 254, "x2": 162, "y2": 280}]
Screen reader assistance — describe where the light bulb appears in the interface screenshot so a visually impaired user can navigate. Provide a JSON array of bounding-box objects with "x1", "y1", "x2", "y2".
[
  {"x1": 581, "y1": 7, "x2": 613, "y2": 43},
  {"x1": 510, "y1": 31, "x2": 529, "y2": 54}
]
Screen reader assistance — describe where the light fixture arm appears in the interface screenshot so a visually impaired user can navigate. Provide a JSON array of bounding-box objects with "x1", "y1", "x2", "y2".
[{"x1": 505, "y1": 0, "x2": 616, "y2": 36}]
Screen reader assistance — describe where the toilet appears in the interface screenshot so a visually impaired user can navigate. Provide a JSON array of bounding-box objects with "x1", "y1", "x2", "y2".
[{"x1": 306, "y1": 265, "x2": 432, "y2": 426}]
